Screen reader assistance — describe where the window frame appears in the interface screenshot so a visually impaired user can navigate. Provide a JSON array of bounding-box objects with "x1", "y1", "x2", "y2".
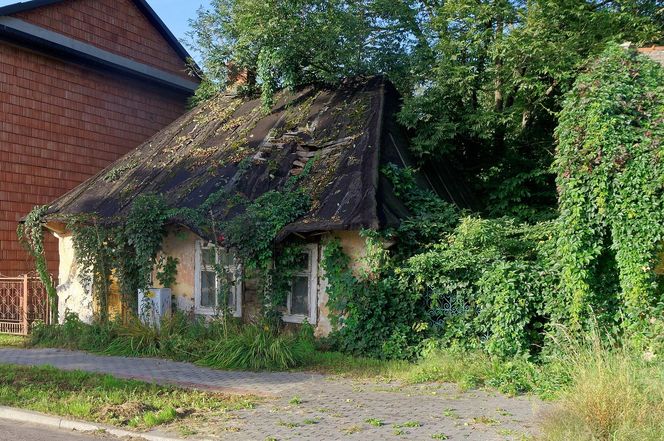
[
  {"x1": 194, "y1": 240, "x2": 242, "y2": 317},
  {"x1": 282, "y1": 243, "x2": 318, "y2": 324}
]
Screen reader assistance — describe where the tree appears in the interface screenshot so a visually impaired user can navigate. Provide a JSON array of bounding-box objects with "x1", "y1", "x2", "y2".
[
  {"x1": 187, "y1": 0, "x2": 421, "y2": 107},
  {"x1": 399, "y1": 0, "x2": 661, "y2": 219},
  {"x1": 188, "y1": 0, "x2": 661, "y2": 217}
]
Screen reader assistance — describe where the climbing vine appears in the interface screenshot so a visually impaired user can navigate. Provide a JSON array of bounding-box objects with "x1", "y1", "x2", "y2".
[
  {"x1": 219, "y1": 162, "x2": 313, "y2": 326},
  {"x1": 554, "y1": 44, "x2": 664, "y2": 334},
  {"x1": 381, "y1": 164, "x2": 459, "y2": 256},
  {"x1": 66, "y1": 217, "x2": 114, "y2": 322},
  {"x1": 318, "y1": 165, "x2": 460, "y2": 359},
  {"x1": 64, "y1": 194, "x2": 172, "y2": 321},
  {"x1": 322, "y1": 233, "x2": 422, "y2": 360},
  {"x1": 156, "y1": 256, "x2": 179, "y2": 289},
  {"x1": 17, "y1": 205, "x2": 59, "y2": 323}
]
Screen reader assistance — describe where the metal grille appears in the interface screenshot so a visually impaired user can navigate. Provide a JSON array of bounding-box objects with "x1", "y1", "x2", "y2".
[
  {"x1": 425, "y1": 287, "x2": 473, "y2": 328},
  {"x1": 0, "y1": 275, "x2": 50, "y2": 335},
  {"x1": 425, "y1": 287, "x2": 491, "y2": 342}
]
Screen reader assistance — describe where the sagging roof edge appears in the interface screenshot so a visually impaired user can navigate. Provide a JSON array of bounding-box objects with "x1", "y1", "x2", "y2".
[
  {"x1": 42, "y1": 215, "x2": 371, "y2": 244},
  {"x1": 40, "y1": 78, "x2": 396, "y2": 242}
]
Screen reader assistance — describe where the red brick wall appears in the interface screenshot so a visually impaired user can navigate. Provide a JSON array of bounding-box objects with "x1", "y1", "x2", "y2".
[
  {"x1": 13, "y1": 0, "x2": 192, "y2": 80},
  {"x1": 0, "y1": 42, "x2": 190, "y2": 277}
]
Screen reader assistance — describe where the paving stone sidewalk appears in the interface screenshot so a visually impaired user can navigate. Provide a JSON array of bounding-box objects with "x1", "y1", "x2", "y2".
[{"x1": 0, "y1": 348, "x2": 547, "y2": 441}]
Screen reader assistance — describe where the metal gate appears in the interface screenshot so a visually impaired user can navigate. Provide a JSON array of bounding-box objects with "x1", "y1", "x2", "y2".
[{"x1": 0, "y1": 275, "x2": 50, "y2": 335}]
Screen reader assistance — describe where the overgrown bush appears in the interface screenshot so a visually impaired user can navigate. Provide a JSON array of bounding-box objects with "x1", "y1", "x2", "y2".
[
  {"x1": 400, "y1": 217, "x2": 557, "y2": 358},
  {"x1": 322, "y1": 166, "x2": 560, "y2": 360},
  {"x1": 554, "y1": 44, "x2": 664, "y2": 335}
]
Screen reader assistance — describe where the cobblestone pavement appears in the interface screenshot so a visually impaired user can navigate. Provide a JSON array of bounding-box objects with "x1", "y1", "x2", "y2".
[{"x1": 0, "y1": 348, "x2": 546, "y2": 440}]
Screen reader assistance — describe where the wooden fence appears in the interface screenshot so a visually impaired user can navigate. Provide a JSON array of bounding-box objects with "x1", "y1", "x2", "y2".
[{"x1": 0, "y1": 275, "x2": 50, "y2": 335}]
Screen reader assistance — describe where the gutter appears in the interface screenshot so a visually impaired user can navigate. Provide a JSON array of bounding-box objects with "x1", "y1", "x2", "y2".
[{"x1": 0, "y1": 16, "x2": 199, "y2": 93}]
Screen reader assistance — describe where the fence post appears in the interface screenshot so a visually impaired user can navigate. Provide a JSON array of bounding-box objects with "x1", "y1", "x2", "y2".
[{"x1": 22, "y1": 274, "x2": 29, "y2": 336}]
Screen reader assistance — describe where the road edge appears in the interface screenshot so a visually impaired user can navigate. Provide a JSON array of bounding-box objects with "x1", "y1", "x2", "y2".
[{"x1": 0, "y1": 406, "x2": 193, "y2": 441}]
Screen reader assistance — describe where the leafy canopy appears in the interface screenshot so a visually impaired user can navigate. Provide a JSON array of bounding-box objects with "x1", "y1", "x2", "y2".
[{"x1": 188, "y1": 0, "x2": 418, "y2": 106}]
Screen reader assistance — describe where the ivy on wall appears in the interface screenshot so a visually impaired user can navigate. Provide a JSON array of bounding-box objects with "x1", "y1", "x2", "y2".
[
  {"x1": 554, "y1": 44, "x2": 664, "y2": 334},
  {"x1": 322, "y1": 233, "x2": 422, "y2": 359},
  {"x1": 211, "y1": 160, "x2": 313, "y2": 326},
  {"x1": 17, "y1": 206, "x2": 59, "y2": 323},
  {"x1": 21, "y1": 158, "x2": 314, "y2": 325}
]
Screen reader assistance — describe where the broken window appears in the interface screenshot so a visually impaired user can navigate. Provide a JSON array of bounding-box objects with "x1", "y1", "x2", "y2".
[{"x1": 283, "y1": 244, "x2": 318, "y2": 324}]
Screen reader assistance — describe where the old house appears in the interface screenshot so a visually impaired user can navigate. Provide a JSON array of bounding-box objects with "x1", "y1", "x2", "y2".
[
  {"x1": 0, "y1": 0, "x2": 199, "y2": 277},
  {"x1": 41, "y1": 77, "x2": 472, "y2": 336}
]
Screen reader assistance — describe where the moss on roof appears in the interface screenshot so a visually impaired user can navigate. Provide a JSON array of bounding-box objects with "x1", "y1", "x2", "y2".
[{"x1": 46, "y1": 76, "x2": 474, "y2": 239}]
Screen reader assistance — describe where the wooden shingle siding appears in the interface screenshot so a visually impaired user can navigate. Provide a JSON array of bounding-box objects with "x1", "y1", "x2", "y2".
[
  {"x1": 12, "y1": 0, "x2": 192, "y2": 80},
  {"x1": 0, "y1": 37, "x2": 190, "y2": 276}
]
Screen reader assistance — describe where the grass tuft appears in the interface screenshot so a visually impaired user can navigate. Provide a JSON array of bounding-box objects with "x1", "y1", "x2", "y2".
[{"x1": 0, "y1": 334, "x2": 27, "y2": 348}]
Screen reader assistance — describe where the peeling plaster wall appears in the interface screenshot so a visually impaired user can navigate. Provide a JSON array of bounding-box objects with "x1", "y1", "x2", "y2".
[
  {"x1": 55, "y1": 232, "x2": 93, "y2": 324},
  {"x1": 54, "y1": 226, "x2": 368, "y2": 337},
  {"x1": 156, "y1": 228, "x2": 368, "y2": 337},
  {"x1": 153, "y1": 228, "x2": 197, "y2": 314}
]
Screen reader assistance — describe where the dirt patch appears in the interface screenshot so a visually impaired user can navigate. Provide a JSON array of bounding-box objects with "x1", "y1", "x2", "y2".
[{"x1": 98, "y1": 401, "x2": 156, "y2": 424}]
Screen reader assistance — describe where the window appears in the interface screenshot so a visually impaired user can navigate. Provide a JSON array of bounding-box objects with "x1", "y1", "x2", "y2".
[
  {"x1": 283, "y1": 244, "x2": 318, "y2": 324},
  {"x1": 195, "y1": 241, "x2": 242, "y2": 317}
]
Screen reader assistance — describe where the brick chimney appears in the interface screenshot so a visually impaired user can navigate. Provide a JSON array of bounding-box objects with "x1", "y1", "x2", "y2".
[
  {"x1": 637, "y1": 45, "x2": 664, "y2": 66},
  {"x1": 226, "y1": 62, "x2": 255, "y2": 89}
]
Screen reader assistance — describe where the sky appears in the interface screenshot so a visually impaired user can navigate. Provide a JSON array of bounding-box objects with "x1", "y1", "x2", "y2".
[
  {"x1": 146, "y1": 0, "x2": 212, "y2": 48},
  {"x1": 0, "y1": 0, "x2": 213, "y2": 58}
]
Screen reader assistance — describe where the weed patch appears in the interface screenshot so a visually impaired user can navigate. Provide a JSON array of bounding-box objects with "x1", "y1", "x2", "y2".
[
  {"x1": 0, "y1": 364, "x2": 256, "y2": 429},
  {"x1": 540, "y1": 346, "x2": 664, "y2": 441},
  {"x1": 0, "y1": 334, "x2": 26, "y2": 348}
]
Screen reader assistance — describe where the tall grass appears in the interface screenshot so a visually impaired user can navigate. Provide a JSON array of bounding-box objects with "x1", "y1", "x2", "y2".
[
  {"x1": 30, "y1": 312, "x2": 315, "y2": 370},
  {"x1": 199, "y1": 324, "x2": 315, "y2": 370},
  {"x1": 540, "y1": 327, "x2": 664, "y2": 441}
]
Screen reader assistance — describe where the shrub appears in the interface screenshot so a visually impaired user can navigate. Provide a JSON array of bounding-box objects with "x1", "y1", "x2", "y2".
[{"x1": 400, "y1": 217, "x2": 557, "y2": 358}]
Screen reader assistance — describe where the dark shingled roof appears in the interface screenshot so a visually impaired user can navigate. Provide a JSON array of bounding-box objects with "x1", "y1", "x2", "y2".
[{"x1": 45, "y1": 76, "x2": 475, "y2": 240}]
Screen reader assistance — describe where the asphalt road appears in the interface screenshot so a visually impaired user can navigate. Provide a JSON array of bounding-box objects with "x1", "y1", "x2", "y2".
[{"x1": 0, "y1": 419, "x2": 115, "y2": 441}]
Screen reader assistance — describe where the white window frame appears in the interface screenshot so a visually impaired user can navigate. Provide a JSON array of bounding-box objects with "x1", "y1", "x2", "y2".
[
  {"x1": 282, "y1": 243, "x2": 318, "y2": 324},
  {"x1": 194, "y1": 240, "x2": 242, "y2": 317}
]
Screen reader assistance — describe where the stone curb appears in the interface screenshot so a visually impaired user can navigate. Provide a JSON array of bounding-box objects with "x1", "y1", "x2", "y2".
[{"x1": 0, "y1": 406, "x2": 198, "y2": 441}]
